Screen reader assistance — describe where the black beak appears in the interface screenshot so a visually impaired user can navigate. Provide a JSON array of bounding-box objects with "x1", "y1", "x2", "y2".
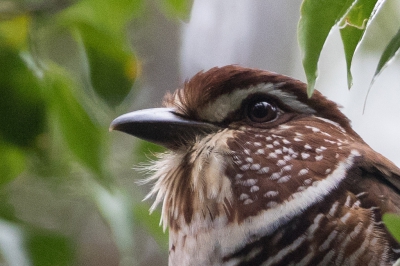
[{"x1": 110, "y1": 108, "x2": 220, "y2": 149}]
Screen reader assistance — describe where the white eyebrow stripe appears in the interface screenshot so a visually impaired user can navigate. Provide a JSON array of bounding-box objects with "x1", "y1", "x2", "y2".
[{"x1": 199, "y1": 83, "x2": 316, "y2": 122}]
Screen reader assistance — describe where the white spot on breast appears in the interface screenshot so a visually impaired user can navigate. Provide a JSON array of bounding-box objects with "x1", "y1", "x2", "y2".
[
  {"x1": 266, "y1": 144, "x2": 274, "y2": 149},
  {"x1": 244, "y1": 149, "x2": 250, "y2": 155},
  {"x1": 277, "y1": 160, "x2": 286, "y2": 166},
  {"x1": 266, "y1": 201, "x2": 278, "y2": 208},
  {"x1": 250, "y1": 186, "x2": 259, "y2": 193},
  {"x1": 268, "y1": 152, "x2": 278, "y2": 159},
  {"x1": 239, "y1": 193, "x2": 250, "y2": 200},
  {"x1": 282, "y1": 165, "x2": 292, "y2": 172},
  {"x1": 304, "y1": 144, "x2": 312, "y2": 149},
  {"x1": 303, "y1": 177, "x2": 312, "y2": 184},
  {"x1": 282, "y1": 139, "x2": 291, "y2": 144},
  {"x1": 277, "y1": 175, "x2": 291, "y2": 183},
  {"x1": 240, "y1": 164, "x2": 250, "y2": 171},
  {"x1": 306, "y1": 126, "x2": 320, "y2": 133},
  {"x1": 242, "y1": 179, "x2": 257, "y2": 186},
  {"x1": 245, "y1": 157, "x2": 254, "y2": 163},
  {"x1": 284, "y1": 155, "x2": 293, "y2": 161},
  {"x1": 294, "y1": 137, "x2": 302, "y2": 142},
  {"x1": 250, "y1": 164, "x2": 261, "y2": 170},
  {"x1": 325, "y1": 168, "x2": 331, "y2": 174},
  {"x1": 316, "y1": 146, "x2": 327, "y2": 153},
  {"x1": 298, "y1": 169, "x2": 309, "y2": 176},
  {"x1": 321, "y1": 132, "x2": 332, "y2": 137},
  {"x1": 270, "y1": 172, "x2": 281, "y2": 180},
  {"x1": 297, "y1": 186, "x2": 306, "y2": 191},
  {"x1": 235, "y1": 173, "x2": 243, "y2": 179},
  {"x1": 254, "y1": 142, "x2": 262, "y2": 147},
  {"x1": 301, "y1": 152, "x2": 310, "y2": 159},
  {"x1": 273, "y1": 140, "x2": 280, "y2": 146},
  {"x1": 266, "y1": 136, "x2": 272, "y2": 141},
  {"x1": 275, "y1": 149, "x2": 282, "y2": 154},
  {"x1": 255, "y1": 149, "x2": 265, "y2": 155},
  {"x1": 315, "y1": 155, "x2": 323, "y2": 161},
  {"x1": 324, "y1": 139, "x2": 336, "y2": 144},
  {"x1": 264, "y1": 191, "x2": 279, "y2": 197},
  {"x1": 243, "y1": 199, "x2": 253, "y2": 205},
  {"x1": 279, "y1": 125, "x2": 292, "y2": 130},
  {"x1": 257, "y1": 167, "x2": 270, "y2": 174},
  {"x1": 312, "y1": 181, "x2": 320, "y2": 186}
]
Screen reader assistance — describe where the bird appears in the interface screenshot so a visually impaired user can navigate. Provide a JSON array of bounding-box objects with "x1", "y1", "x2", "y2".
[{"x1": 110, "y1": 65, "x2": 400, "y2": 266}]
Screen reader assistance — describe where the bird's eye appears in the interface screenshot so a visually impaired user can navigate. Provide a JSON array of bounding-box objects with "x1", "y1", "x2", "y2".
[{"x1": 247, "y1": 100, "x2": 277, "y2": 123}]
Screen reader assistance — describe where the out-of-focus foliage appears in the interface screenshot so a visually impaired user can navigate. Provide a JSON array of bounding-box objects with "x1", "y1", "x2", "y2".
[
  {"x1": 299, "y1": 0, "x2": 400, "y2": 243},
  {"x1": 383, "y1": 213, "x2": 400, "y2": 243},
  {"x1": 298, "y1": 0, "x2": 400, "y2": 95},
  {"x1": 0, "y1": 0, "x2": 191, "y2": 264}
]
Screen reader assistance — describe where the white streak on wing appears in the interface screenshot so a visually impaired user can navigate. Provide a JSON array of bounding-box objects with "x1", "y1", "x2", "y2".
[
  {"x1": 263, "y1": 235, "x2": 306, "y2": 266},
  {"x1": 319, "y1": 230, "x2": 338, "y2": 251},
  {"x1": 328, "y1": 201, "x2": 339, "y2": 217},
  {"x1": 307, "y1": 213, "x2": 325, "y2": 240}
]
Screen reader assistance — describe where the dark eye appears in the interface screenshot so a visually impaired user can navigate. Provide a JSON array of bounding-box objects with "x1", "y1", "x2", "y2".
[{"x1": 247, "y1": 100, "x2": 277, "y2": 122}]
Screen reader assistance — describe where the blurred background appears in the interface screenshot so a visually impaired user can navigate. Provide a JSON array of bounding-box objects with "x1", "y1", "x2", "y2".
[{"x1": 1, "y1": 0, "x2": 400, "y2": 265}]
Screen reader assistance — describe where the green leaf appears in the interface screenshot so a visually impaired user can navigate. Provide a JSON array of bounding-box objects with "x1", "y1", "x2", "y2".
[
  {"x1": 25, "y1": 230, "x2": 74, "y2": 266},
  {"x1": 298, "y1": 0, "x2": 355, "y2": 95},
  {"x1": 161, "y1": 0, "x2": 193, "y2": 21},
  {"x1": 0, "y1": 15, "x2": 30, "y2": 49},
  {"x1": 0, "y1": 48, "x2": 47, "y2": 148},
  {"x1": 61, "y1": 0, "x2": 144, "y2": 34},
  {"x1": 0, "y1": 142, "x2": 26, "y2": 187},
  {"x1": 59, "y1": 0, "x2": 141, "y2": 107},
  {"x1": 372, "y1": 27, "x2": 400, "y2": 82},
  {"x1": 79, "y1": 25, "x2": 138, "y2": 107},
  {"x1": 383, "y1": 213, "x2": 400, "y2": 243},
  {"x1": 339, "y1": 0, "x2": 380, "y2": 88},
  {"x1": 45, "y1": 66, "x2": 109, "y2": 182}
]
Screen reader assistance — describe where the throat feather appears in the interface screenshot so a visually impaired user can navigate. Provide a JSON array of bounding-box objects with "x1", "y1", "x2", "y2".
[{"x1": 142, "y1": 130, "x2": 235, "y2": 231}]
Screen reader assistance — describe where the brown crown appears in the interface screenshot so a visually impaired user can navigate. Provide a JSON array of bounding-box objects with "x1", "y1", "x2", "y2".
[{"x1": 164, "y1": 65, "x2": 360, "y2": 139}]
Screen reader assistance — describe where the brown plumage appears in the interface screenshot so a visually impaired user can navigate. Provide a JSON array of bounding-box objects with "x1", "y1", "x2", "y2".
[{"x1": 111, "y1": 65, "x2": 400, "y2": 265}]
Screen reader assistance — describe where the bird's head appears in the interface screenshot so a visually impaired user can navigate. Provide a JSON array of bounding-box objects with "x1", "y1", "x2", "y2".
[{"x1": 111, "y1": 65, "x2": 365, "y2": 233}]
